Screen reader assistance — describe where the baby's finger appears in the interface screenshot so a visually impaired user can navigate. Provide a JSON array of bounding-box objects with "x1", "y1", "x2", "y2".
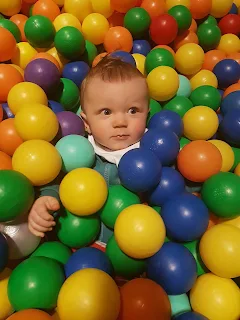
[
  {"x1": 28, "y1": 223, "x2": 44, "y2": 238},
  {"x1": 36, "y1": 208, "x2": 54, "y2": 221},
  {"x1": 31, "y1": 211, "x2": 56, "y2": 228},
  {"x1": 29, "y1": 218, "x2": 53, "y2": 233}
]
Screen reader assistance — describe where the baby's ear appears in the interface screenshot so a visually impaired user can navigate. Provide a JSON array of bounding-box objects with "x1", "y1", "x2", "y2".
[{"x1": 80, "y1": 111, "x2": 91, "y2": 134}]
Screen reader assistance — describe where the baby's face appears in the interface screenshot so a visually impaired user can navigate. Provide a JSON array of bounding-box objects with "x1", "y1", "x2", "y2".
[{"x1": 81, "y1": 77, "x2": 149, "y2": 151}]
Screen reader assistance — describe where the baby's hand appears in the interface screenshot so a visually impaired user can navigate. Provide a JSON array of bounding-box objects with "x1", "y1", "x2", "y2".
[{"x1": 28, "y1": 196, "x2": 60, "y2": 238}]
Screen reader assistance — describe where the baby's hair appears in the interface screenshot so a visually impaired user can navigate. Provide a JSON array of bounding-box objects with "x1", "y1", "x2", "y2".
[{"x1": 80, "y1": 55, "x2": 146, "y2": 110}]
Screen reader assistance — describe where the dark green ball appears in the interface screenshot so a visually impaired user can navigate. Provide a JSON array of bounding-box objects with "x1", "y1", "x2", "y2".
[
  {"x1": 197, "y1": 23, "x2": 221, "y2": 51},
  {"x1": 231, "y1": 147, "x2": 240, "y2": 171},
  {"x1": 81, "y1": 40, "x2": 98, "y2": 66},
  {"x1": 190, "y1": 85, "x2": 221, "y2": 111},
  {"x1": 168, "y1": 5, "x2": 192, "y2": 31},
  {"x1": 0, "y1": 19, "x2": 21, "y2": 42},
  {"x1": 147, "y1": 99, "x2": 162, "y2": 123},
  {"x1": 201, "y1": 15, "x2": 217, "y2": 26},
  {"x1": 183, "y1": 240, "x2": 207, "y2": 276},
  {"x1": 145, "y1": 48, "x2": 175, "y2": 74},
  {"x1": 163, "y1": 96, "x2": 193, "y2": 118},
  {"x1": 180, "y1": 137, "x2": 190, "y2": 150},
  {"x1": 124, "y1": 7, "x2": 151, "y2": 37}
]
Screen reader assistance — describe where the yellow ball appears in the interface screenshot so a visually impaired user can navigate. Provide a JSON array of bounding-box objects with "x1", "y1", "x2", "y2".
[
  {"x1": 235, "y1": 163, "x2": 240, "y2": 176},
  {"x1": 52, "y1": 310, "x2": 61, "y2": 320},
  {"x1": 183, "y1": 106, "x2": 219, "y2": 140},
  {"x1": 12, "y1": 140, "x2": 62, "y2": 186},
  {"x1": 15, "y1": 104, "x2": 59, "y2": 142},
  {"x1": 190, "y1": 273, "x2": 240, "y2": 320},
  {"x1": 190, "y1": 70, "x2": 218, "y2": 90},
  {"x1": 0, "y1": 268, "x2": 14, "y2": 320},
  {"x1": 47, "y1": 47, "x2": 69, "y2": 71},
  {"x1": 54, "y1": 13, "x2": 82, "y2": 32},
  {"x1": 217, "y1": 34, "x2": 240, "y2": 55},
  {"x1": 8, "y1": 82, "x2": 48, "y2": 115},
  {"x1": 91, "y1": 0, "x2": 113, "y2": 18},
  {"x1": 210, "y1": 0, "x2": 233, "y2": 18},
  {"x1": 11, "y1": 42, "x2": 37, "y2": 70},
  {"x1": 220, "y1": 215, "x2": 240, "y2": 230},
  {"x1": 114, "y1": 204, "x2": 166, "y2": 259},
  {"x1": 209, "y1": 140, "x2": 234, "y2": 172},
  {"x1": 200, "y1": 224, "x2": 240, "y2": 278},
  {"x1": 82, "y1": 13, "x2": 109, "y2": 45},
  {"x1": 10, "y1": 64, "x2": 24, "y2": 77},
  {"x1": 132, "y1": 53, "x2": 146, "y2": 75},
  {"x1": 0, "y1": 0, "x2": 21, "y2": 16},
  {"x1": 57, "y1": 268, "x2": 120, "y2": 320},
  {"x1": 166, "y1": 0, "x2": 190, "y2": 10},
  {"x1": 175, "y1": 43, "x2": 205, "y2": 76},
  {"x1": 64, "y1": 0, "x2": 93, "y2": 22},
  {"x1": 234, "y1": 0, "x2": 240, "y2": 7},
  {"x1": 147, "y1": 66, "x2": 179, "y2": 101},
  {"x1": 60, "y1": 168, "x2": 108, "y2": 216}
]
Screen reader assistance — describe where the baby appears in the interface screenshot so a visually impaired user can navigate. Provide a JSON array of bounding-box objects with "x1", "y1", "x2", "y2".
[{"x1": 28, "y1": 57, "x2": 149, "y2": 238}]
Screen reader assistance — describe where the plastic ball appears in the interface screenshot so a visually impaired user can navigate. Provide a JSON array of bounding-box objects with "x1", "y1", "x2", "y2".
[
  {"x1": 190, "y1": 273, "x2": 240, "y2": 320},
  {"x1": 209, "y1": 139, "x2": 234, "y2": 172},
  {"x1": 0, "y1": 27, "x2": 16, "y2": 62},
  {"x1": 110, "y1": 50, "x2": 136, "y2": 66},
  {"x1": 91, "y1": 0, "x2": 114, "y2": 18},
  {"x1": 183, "y1": 106, "x2": 219, "y2": 140},
  {"x1": 132, "y1": 39, "x2": 151, "y2": 56},
  {"x1": 168, "y1": 5, "x2": 192, "y2": 31},
  {"x1": 111, "y1": 0, "x2": 137, "y2": 13},
  {"x1": 218, "y1": 14, "x2": 240, "y2": 35},
  {"x1": 132, "y1": 53, "x2": 146, "y2": 74},
  {"x1": 115, "y1": 204, "x2": 166, "y2": 259},
  {"x1": 81, "y1": 39, "x2": 98, "y2": 65},
  {"x1": 7, "y1": 309, "x2": 52, "y2": 320},
  {"x1": 124, "y1": 7, "x2": 151, "y2": 37},
  {"x1": 62, "y1": 61, "x2": 89, "y2": 87},
  {"x1": 11, "y1": 42, "x2": 38, "y2": 70},
  {"x1": 118, "y1": 278, "x2": 171, "y2": 320},
  {"x1": 8, "y1": 257, "x2": 65, "y2": 310},
  {"x1": 175, "y1": 43, "x2": 204, "y2": 76},
  {"x1": 0, "y1": 268, "x2": 14, "y2": 320},
  {"x1": 177, "y1": 75, "x2": 191, "y2": 97},
  {"x1": 0, "y1": 233, "x2": 8, "y2": 272},
  {"x1": 145, "y1": 48, "x2": 175, "y2": 74},
  {"x1": 201, "y1": 172, "x2": 240, "y2": 218},
  {"x1": 177, "y1": 140, "x2": 222, "y2": 182},
  {"x1": 0, "y1": 0, "x2": 21, "y2": 16},
  {"x1": 56, "y1": 210, "x2": 100, "y2": 248},
  {"x1": 64, "y1": 0, "x2": 93, "y2": 22},
  {"x1": 223, "y1": 82, "x2": 240, "y2": 98},
  {"x1": 190, "y1": 70, "x2": 218, "y2": 91},
  {"x1": 140, "y1": 128, "x2": 180, "y2": 165},
  {"x1": 147, "y1": 66, "x2": 179, "y2": 101},
  {"x1": 220, "y1": 109, "x2": 240, "y2": 145},
  {"x1": 189, "y1": 0, "x2": 211, "y2": 19},
  {"x1": 231, "y1": 146, "x2": 240, "y2": 171},
  {"x1": 210, "y1": 0, "x2": 233, "y2": 18},
  {"x1": 175, "y1": 312, "x2": 208, "y2": 320},
  {"x1": 165, "y1": 0, "x2": 190, "y2": 10},
  {"x1": 0, "y1": 118, "x2": 23, "y2": 156},
  {"x1": 118, "y1": 148, "x2": 162, "y2": 193},
  {"x1": 104, "y1": 26, "x2": 133, "y2": 53},
  {"x1": 197, "y1": 23, "x2": 221, "y2": 51},
  {"x1": 82, "y1": 13, "x2": 109, "y2": 45},
  {"x1": 173, "y1": 30, "x2": 199, "y2": 51},
  {"x1": 12, "y1": 140, "x2": 62, "y2": 186},
  {"x1": 153, "y1": 44, "x2": 175, "y2": 56},
  {"x1": 217, "y1": 33, "x2": 240, "y2": 55},
  {"x1": 202, "y1": 49, "x2": 226, "y2": 71},
  {"x1": 190, "y1": 85, "x2": 221, "y2": 111},
  {"x1": 57, "y1": 111, "x2": 85, "y2": 136},
  {"x1": 150, "y1": 14, "x2": 178, "y2": 45},
  {"x1": 1, "y1": 103, "x2": 14, "y2": 119},
  {"x1": 0, "y1": 151, "x2": 12, "y2": 170},
  {"x1": 47, "y1": 47, "x2": 69, "y2": 71},
  {"x1": 59, "y1": 168, "x2": 108, "y2": 216},
  {"x1": 48, "y1": 100, "x2": 64, "y2": 113},
  {"x1": 213, "y1": 59, "x2": 240, "y2": 89},
  {"x1": 183, "y1": 240, "x2": 207, "y2": 276},
  {"x1": 53, "y1": 13, "x2": 82, "y2": 32},
  {"x1": 108, "y1": 11, "x2": 125, "y2": 27},
  {"x1": 32, "y1": 0, "x2": 60, "y2": 21},
  {"x1": 0, "y1": 18, "x2": 21, "y2": 42},
  {"x1": 148, "y1": 99, "x2": 162, "y2": 122},
  {"x1": 147, "y1": 242, "x2": 197, "y2": 295},
  {"x1": 169, "y1": 294, "x2": 191, "y2": 317},
  {"x1": 164, "y1": 96, "x2": 193, "y2": 117},
  {"x1": 0, "y1": 64, "x2": 23, "y2": 102},
  {"x1": 57, "y1": 268, "x2": 120, "y2": 320}
]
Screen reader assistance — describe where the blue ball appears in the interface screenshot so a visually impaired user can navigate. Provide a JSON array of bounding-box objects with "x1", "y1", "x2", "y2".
[
  {"x1": 177, "y1": 75, "x2": 191, "y2": 98},
  {"x1": 229, "y1": 3, "x2": 238, "y2": 14},
  {"x1": 0, "y1": 233, "x2": 8, "y2": 272},
  {"x1": 110, "y1": 51, "x2": 136, "y2": 66},
  {"x1": 132, "y1": 40, "x2": 151, "y2": 56},
  {"x1": 148, "y1": 110, "x2": 183, "y2": 137},
  {"x1": 147, "y1": 167, "x2": 185, "y2": 207},
  {"x1": 220, "y1": 91, "x2": 240, "y2": 115},
  {"x1": 213, "y1": 59, "x2": 240, "y2": 89},
  {"x1": 62, "y1": 61, "x2": 90, "y2": 88},
  {"x1": 140, "y1": 128, "x2": 180, "y2": 165},
  {"x1": 118, "y1": 148, "x2": 162, "y2": 193},
  {"x1": 174, "y1": 311, "x2": 208, "y2": 320},
  {"x1": 1, "y1": 103, "x2": 14, "y2": 119},
  {"x1": 220, "y1": 109, "x2": 240, "y2": 146},
  {"x1": 161, "y1": 193, "x2": 209, "y2": 242},
  {"x1": 218, "y1": 89, "x2": 224, "y2": 98},
  {"x1": 218, "y1": 113, "x2": 223, "y2": 124},
  {"x1": 64, "y1": 247, "x2": 113, "y2": 278},
  {"x1": 147, "y1": 242, "x2": 197, "y2": 295},
  {"x1": 48, "y1": 100, "x2": 65, "y2": 114}
]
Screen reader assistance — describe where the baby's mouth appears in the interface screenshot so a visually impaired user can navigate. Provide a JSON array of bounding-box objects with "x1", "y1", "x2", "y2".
[{"x1": 112, "y1": 135, "x2": 130, "y2": 140}]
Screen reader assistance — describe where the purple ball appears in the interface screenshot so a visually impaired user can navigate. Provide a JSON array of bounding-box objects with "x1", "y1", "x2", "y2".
[
  {"x1": 57, "y1": 111, "x2": 85, "y2": 137},
  {"x1": 24, "y1": 58, "x2": 60, "y2": 93}
]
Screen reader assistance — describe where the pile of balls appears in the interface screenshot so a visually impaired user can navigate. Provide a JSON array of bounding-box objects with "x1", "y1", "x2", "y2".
[{"x1": 0, "y1": 0, "x2": 240, "y2": 319}]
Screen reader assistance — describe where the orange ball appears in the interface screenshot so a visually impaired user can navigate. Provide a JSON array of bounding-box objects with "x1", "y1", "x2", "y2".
[
  {"x1": 189, "y1": 18, "x2": 197, "y2": 32},
  {"x1": 0, "y1": 28, "x2": 17, "y2": 63},
  {"x1": 190, "y1": 0, "x2": 211, "y2": 19},
  {"x1": 202, "y1": 49, "x2": 226, "y2": 71},
  {"x1": 223, "y1": 83, "x2": 240, "y2": 98},
  {"x1": 227, "y1": 52, "x2": 240, "y2": 64},
  {"x1": 24, "y1": 0, "x2": 38, "y2": 3},
  {"x1": 32, "y1": 0, "x2": 61, "y2": 21},
  {"x1": 20, "y1": 1, "x2": 32, "y2": 16},
  {"x1": 0, "y1": 64, "x2": 23, "y2": 102},
  {"x1": 173, "y1": 30, "x2": 199, "y2": 51},
  {"x1": 0, "y1": 119, "x2": 23, "y2": 156},
  {"x1": 111, "y1": 0, "x2": 138, "y2": 13},
  {"x1": 0, "y1": 151, "x2": 12, "y2": 170},
  {"x1": 7, "y1": 309, "x2": 52, "y2": 320},
  {"x1": 108, "y1": 11, "x2": 125, "y2": 27},
  {"x1": 31, "y1": 52, "x2": 60, "y2": 71},
  {"x1": 92, "y1": 52, "x2": 108, "y2": 67},
  {"x1": 141, "y1": 0, "x2": 166, "y2": 19},
  {"x1": 152, "y1": 45, "x2": 175, "y2": 56},
  {"x1": 177, "y1": 140, "x2": 222, "y2": 182},
  {"x1": 10, "y1": 14, "x2": 28, "y2": 42},
  {"x1": 104, "y1": 26, "x2": 133, "y2": 52}
]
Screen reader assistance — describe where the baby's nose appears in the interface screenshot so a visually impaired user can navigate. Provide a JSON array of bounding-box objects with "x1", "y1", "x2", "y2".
[{"x1": 113, "y1": 115, "x2": 128, "y2": 127}]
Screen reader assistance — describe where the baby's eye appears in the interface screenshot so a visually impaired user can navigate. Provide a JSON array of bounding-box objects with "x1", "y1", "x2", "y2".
[
  {"x1": 101, "y1": 109, "x2": 111, "y2": 115},
  {"x1": 128, "y1": 107, "x2": 138, "y2": 114}
]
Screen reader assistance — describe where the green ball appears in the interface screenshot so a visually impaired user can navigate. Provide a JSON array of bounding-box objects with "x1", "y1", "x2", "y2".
[
  {"x1": 0, "y1": 14, "x2": 4, "y2": 20},
  {"x1": 55, "y1": 26, "x2": 85, "y2": 60},
  {"x1": 179, "y1": 137, "x2": 190, "y2": 150},
  {"x1": 163, "y1": 96, "x2": 193, "y2": 118},
  {"x1": 231, "y1": 147, "x2": 240, "y2": 171},
  {"x1": 147, "y1": 99, "x2": 162, "y2": 123},
  {"x1": 145, "y1": 48, "x2": 175, "y2": 74},
  {"x1": 51, "y1": 78, "x2": 80, "y2": 111},
  {"x1": 152, "y1": 206, "x2": 161, "y2": 215},
  {"x1": 0, "y1": 170, "x2": 34, "y2": 222},
  {"x1": 81, "y1": 40, "x2": 98, "y2": 66},
  {"x1": 183, "y1": 240, "x2": 207, "y2": 276},
  {"x1": 168, "y1": 5, "x2": 192, "y2": 31},
  {"x1": 8, "y1": 257, "x2": 65, "y2": 310},
  {"x1": 201, "y1": 172, "x2": 240, "y2": 218},
  {"x1": 106, "y1": 236, "x2": 146, "y2": 279},
  {"x1": 56, "y1": 209, "x2": 100, "y2": 248},
  {"x1": 31, "y1": 241, "x2": 72, "y2": 265},
  {"x1": 124, "y1": 7, "x2": 151, "y2": 38},
  {"x1": 24, "y1": 15, "x2": 55, "y2": 48},
  {"x1": 0, "y1": 19, "x2": 21, "y2": 42},
  {"x1": 197, "y1": 24, "x2": 221, "y2": 51},
  {"x1": 202, "y1": 15, "x2": 217, "y2": 26},
  {"x1": 168, "y1": 294, "x2": 191, "y2": 317},
  {"x1": 99, "y1": 185, "x2": 140, "y2": 229},
  {"x1": 189, "y1": 85, "x2": 221, "y2": 111}
]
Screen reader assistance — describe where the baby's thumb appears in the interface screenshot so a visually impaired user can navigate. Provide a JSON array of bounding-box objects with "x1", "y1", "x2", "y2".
[{"x1": 46, "y1": 197, "x2": 60, "y2": 211}]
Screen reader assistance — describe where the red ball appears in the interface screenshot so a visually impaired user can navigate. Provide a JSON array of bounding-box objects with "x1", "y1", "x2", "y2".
[
  {"x1": 150, "y1": 14, "x2": 178, "y2": 45},
  {"x1": 218, "y1": 14, "x2": 240, "y2": 35}
]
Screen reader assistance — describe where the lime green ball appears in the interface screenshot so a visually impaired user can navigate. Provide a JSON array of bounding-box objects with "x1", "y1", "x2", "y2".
[
  {"x1": 0, "y1": 19, "x2": 21, "y2": 42},
  {"x1": 201, "y1": 172, "x2": 240, "y2": 218},
  {"x1": 231, "y1": 147, "x2": 240, "y2": 171},
  {"x1": 168, "y1": 5, "x2": 192, "y2": 31},
  {"x1": 164, "y1": 96, "x2": 193, "y2": 118},
  {"x1": 183, "y1": 240, "x2": 207, "y2": 276},
  {"x1": 197, "y1": 23, "x2": 221, "y2": 51},
  {"x1": 124, "y1": 7, "x2": 151, "y2": 37},
  {"x1": 56, "y1": 209, "x2": 100, "y2": 248},
  {"x1": 179, "y1": 137, "x2": 190, "y2": 150},
  {"x1": 99, "y1": 185, "x2": 140, "y2": 229},
  {"x1": 147, "y1": 99, "x2": 162, "y2": 123},
  {"x1": 24, "y1": 15, "x2": 55, "y2": 48},
  {"x1": 31, "y1": 241, "x2": 72, "y2": 265},
  {"x1": 81, "y1": 40, "x2": 98, "y2": 66},
  {"x1": 106, "y1": 236, "x2": 146, "y2": 279},
  {"x1": 189, "y1": 85, "x2": 221, "y2": 111},
  {"x1": 145, "y1": 48, "x2": 175, "y2": 74},
  {"x1": 55, "y1": 26, "x2": 85, "y2": 60}
]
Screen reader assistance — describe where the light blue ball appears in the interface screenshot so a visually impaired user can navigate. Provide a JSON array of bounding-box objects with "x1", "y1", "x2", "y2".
[
  {"x1": 177, "y1": 75, "x2": 191, "y2": 97},
  {"x1": 168, "y1": 294, "x2": 191, "y2": 317},
  {"x1": 55, "y1": 135, "x2": 95, "y2": 172}
]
